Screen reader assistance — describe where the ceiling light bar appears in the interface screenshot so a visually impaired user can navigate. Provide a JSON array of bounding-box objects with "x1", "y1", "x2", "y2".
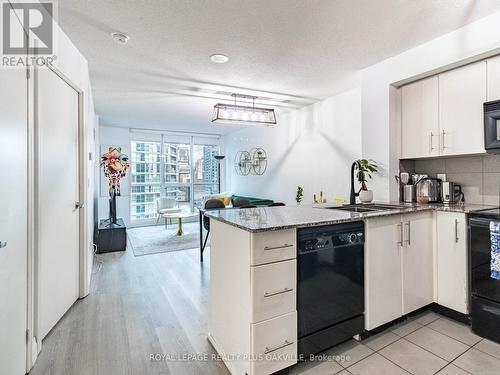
[{"x1": 212, "y1": 94, "x2": 277, "y2": 126}]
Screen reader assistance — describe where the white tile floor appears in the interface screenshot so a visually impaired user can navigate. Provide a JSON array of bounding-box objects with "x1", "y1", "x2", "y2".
[{"x1": 291, "y1": 311, "x2": 500, "y2": 375}]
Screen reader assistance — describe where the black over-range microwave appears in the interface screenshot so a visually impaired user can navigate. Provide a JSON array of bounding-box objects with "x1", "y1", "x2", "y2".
[{"x1": 484, "y1": 100, "x2": 500, "y2": 153}]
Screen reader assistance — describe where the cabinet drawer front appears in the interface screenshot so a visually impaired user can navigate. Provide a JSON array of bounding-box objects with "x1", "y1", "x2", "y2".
[
  {"x1": 251, "y1": 260, "x2": 296, "y2": 323},
  {"x1": 251, "y1": 312, "x2": 297, "y2": 375},
  {"x1": 251, "y1": 229, "x2": 296, "y2": 265}
]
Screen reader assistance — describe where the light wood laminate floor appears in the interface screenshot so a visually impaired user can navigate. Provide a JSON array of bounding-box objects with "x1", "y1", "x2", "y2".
[{"x1": 29, "y1": 247, "x2": 230, "y2": 375}]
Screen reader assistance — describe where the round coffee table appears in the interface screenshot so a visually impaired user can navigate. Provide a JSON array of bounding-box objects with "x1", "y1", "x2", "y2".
[{"x1": 161, "y1": 212, "x2": 197, "y2": 236}]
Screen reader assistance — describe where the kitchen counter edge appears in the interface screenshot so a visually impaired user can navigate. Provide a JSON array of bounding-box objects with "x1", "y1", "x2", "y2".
[{"x1": 204, "y1": 203, "x2": 496, "y2": 233}]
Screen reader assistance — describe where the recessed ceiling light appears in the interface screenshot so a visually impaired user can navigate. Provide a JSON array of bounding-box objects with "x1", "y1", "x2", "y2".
[
  {"x1": 210, "y1": 54, "x2": 229, "y2": 63},
  {"x1": 111, "y1": 32, "x2": 130, "y2": 44}
]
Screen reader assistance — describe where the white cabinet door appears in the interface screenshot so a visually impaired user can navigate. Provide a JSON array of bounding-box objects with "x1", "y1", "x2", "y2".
[
  {"x1": 401, "y1": 77, "x2": 439, "y2": 159},
  {"x1": 439, "y1": 61, "x2": 486, "y2": 156},
  {"x1": 365, "y1": 215, "x2": 403, "y2": 330},
  {"x1": 487, "y1": 55, "x2": 500, "y2": 101},
  {"x1": 436, "y1": 212, "x2": 468, "y2": 314},
  {"x1": 402, "y1": 212, "x2": 434, "y2": 314}
]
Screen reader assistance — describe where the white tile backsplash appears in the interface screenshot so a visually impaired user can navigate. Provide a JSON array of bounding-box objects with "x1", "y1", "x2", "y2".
[
  {"x1": 414, "y1": 159, "x2": 446, "y2": 174},
  {"x1": 482, "y1": 173, "x2": 500, "y2": 205},
  {"x1": 407, "y1": 155, "x2": 500, "y2": 205},
  {"x1": 445, "y1": 156, "x2": 483, "y2": 174},
  {"x1": 483, "y1": 154, "x2": 500, "y2": 173},
  {"x1": 446, "y1": 173, "x2": 483, "y2": 204}
]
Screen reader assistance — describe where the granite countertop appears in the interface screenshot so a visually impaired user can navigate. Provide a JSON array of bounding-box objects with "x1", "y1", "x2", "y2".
[{"x1": 204, "y1": 202, "x2": 497, "y2": 233}]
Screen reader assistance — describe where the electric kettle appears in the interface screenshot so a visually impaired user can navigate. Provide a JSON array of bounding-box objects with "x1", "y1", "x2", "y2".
[{"x1": 416, "y1": 177, "x2": 441, "y2": 203}]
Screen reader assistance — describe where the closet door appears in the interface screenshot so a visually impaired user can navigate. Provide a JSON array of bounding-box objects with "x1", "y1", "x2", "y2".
[
  {"x1": 0, "y1": 68, "x2": 28, "y2": 375},
  {"x1": 38, "y1": 68, "x2": 80, "y2": 339}
]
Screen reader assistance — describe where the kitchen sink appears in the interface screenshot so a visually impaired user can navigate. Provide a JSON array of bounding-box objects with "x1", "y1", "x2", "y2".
[{"x1": 325, "y1": 204, "x2": 407, "y2": 213}]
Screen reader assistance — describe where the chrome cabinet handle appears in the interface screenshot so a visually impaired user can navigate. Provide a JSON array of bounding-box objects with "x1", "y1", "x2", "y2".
[
  {"x1": 264, "y1": 287, "x2": 294, "y2": 298},
  {"x1": 264, "y1": 244, "x2": 293, "y2": 251},
  {"x1": 75, "y1": 201, "x2": 85, "y2": 209},
  {"x1": 397, "y1": 223, "x2": 403, "y2": 246},
  {"x1": 441, "y1": 131, "x2": 447, "y2": 151},
  {"x1": 429, "y1": 132, "x2": 436, "y2": 153},
  {"x1": 455, "y1": 219, "x2": 459, "y2": 243},
  {"x1": 0, "y1": 241, "x2": 7, "y2": 249},
  {"x1": 405, "y1": 221, "x2": 411, "y2": 246},
  {"x1": 264, "y1": 340, "x2": 294, "y2": 354}
]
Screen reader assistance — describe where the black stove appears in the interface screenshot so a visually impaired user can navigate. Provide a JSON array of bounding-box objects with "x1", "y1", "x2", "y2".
[
  {"x1": 470, "y1": 208, "x2": 500, "y2": 219},
  {"x1": 469, "y1": 209, "x2": 500, "y2": 344}
]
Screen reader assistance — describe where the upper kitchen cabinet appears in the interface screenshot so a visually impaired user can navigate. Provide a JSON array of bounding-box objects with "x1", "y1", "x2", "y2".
[
  {"x1": 400, "y1": 61, "x2": 487, "y2": 158},
  {"x1": 438, "y1": 61, "x2": 486, "y2": 156},
  {"x1": 487, "y1": 55, "x2": 500, "y2": 101},
  {"x1": 401, "y1": 77, "x2": 439, "y2": 159}
]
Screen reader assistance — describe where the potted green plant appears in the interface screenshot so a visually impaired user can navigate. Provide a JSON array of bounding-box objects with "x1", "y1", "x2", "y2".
[
  {"x1": 296, "y1": 186, "x2": 304, "y2": 205},
  {"x1": 355, "y1": 159, "x2": 379, "y2": 203}
]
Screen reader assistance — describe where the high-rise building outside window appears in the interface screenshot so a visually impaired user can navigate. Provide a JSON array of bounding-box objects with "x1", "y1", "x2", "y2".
[{"x1": 130, "y1": 135, "x2": 220, "y2": 225}]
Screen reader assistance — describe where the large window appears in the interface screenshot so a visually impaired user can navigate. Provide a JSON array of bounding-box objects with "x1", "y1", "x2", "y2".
[
  {"x1": 193, "y1": 144, "x2": 219, "y2": 208},
  {"x1": 164, "y1": 142, "x2": 191, "y2": 212},
  {"x1": 130, "y1": 141, "x2": 161, "y2": 221},
  {"x1": 130, "y1": 134, "x2": 220, "y2": 225}
]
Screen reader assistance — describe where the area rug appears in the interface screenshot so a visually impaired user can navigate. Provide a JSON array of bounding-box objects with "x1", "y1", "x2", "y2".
[{"x1": 128, "y1": 223, "x2": 206, "y2": 256}]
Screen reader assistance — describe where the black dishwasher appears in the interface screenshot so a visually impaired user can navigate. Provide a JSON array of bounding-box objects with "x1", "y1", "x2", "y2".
[{"x1": 297, "y1": 222, "x2": 365, "y2": 358}]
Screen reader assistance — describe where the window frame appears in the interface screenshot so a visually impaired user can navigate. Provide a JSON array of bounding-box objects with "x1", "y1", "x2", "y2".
[{"x1": 129, "y1": 132, "x2": 221, "y2": 226}]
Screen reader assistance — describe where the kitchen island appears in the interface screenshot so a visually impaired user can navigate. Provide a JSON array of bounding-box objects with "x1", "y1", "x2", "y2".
[{"x1": 206, "y1": 203, "x2": 493, "y2": 375}]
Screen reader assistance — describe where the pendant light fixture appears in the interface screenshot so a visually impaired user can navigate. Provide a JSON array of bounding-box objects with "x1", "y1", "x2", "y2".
[{"x1": 212, "y1": 94, "x2": 277, "y2": 126}]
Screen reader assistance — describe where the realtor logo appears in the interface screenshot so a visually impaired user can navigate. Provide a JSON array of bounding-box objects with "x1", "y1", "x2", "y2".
[{"x1": 2, "y1": 2, "x2": 53, "y2": 54}]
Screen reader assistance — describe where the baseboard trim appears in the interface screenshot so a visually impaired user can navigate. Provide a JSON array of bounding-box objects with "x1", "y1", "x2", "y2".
[
  {"x1": 430, "y1": 303, "x2": 470, "y2": 324},
  {"x1": 207, "y1": 333, "x2": 239, "y2": 375},
  {"x1": 363, "y1": 303, "x2": 469, "y2": 338}
]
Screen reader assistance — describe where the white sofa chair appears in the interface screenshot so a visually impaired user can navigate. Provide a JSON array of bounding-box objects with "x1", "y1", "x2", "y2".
[{"x1": 156, "y1": 197, "x2": 182, "y2": 225}]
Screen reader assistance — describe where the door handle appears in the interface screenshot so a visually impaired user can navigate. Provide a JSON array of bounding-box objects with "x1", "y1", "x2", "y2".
[
  {"x1": 264, "y1": 288, "x2": 294, "y2": 298},
  {"x1": 405, "y1": 221, "x2": 411, "y2": 246},
  {"x1": 441, "y1": 130, "x2": 447, "y2": 151},
  {"x1": 75, "y1": 201, "x2": 85, "y2": 209},
  {"x1": 455, "y1": 219, "x2": 459, "y2": 243},
  {"x1": 429, "y1": 132, "x2": 436, "y2": 153},
  {"x1": 397, "y1": 223, "x2": 403, "y2": 246},
  {"x1": 264, "y1": 244, "x2": 294, "y2": 251},
  {"x1": 264, "y1": 340, "x2": 294, "y2": 354},
  {"x1": 0, "y1": 241, "x2": 6, "y2": 248}
]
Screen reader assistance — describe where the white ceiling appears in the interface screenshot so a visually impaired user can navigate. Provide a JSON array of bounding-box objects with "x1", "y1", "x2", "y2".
[{"x1": 58, "y1": 0, "x2": 500, "y2": 135}]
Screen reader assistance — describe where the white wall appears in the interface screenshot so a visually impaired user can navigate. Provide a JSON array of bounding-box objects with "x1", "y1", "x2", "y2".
[
  {"x1": 223, "y1": 88, "x2": 362, "y2": 205},
  {"x1": 361, "y1": 11, "x2": 500, "y2": 201},
  {"x1": 6, "y1": 0, "x2": 99, "y2": 368}
]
